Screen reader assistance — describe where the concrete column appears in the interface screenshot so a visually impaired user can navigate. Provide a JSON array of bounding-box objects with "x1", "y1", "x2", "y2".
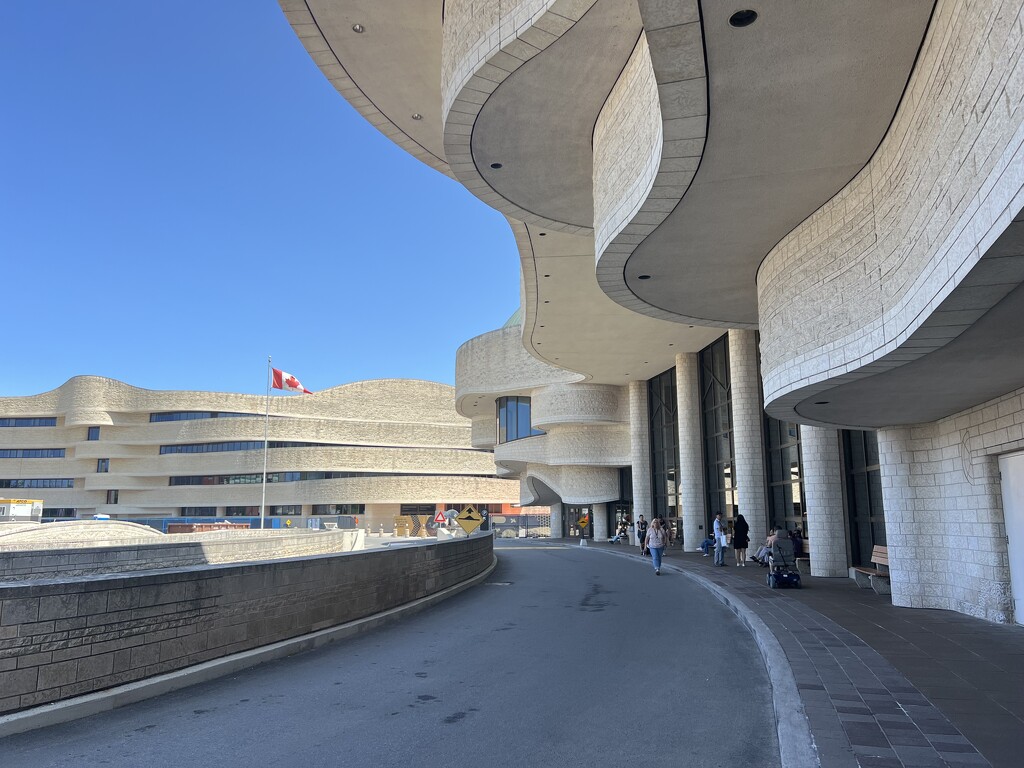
[
  {"x1": 676, "y1": 352, "x2": 705, "y2": 552},
  {"x1": 629, "y1": 380, "x2": 652, "y2": 547},
  {"x1": 592, "y1": 503, "x2": 608, "y2": 540},
  {"x1": 549, "y1": 502, "x2": 564, "y2": 539},
  {"x1": 800, "y1": 426, "x2": 849, "y2": 577},
  {"x1": 728, "y1": 329, "x2": 769, "y2": 545}
]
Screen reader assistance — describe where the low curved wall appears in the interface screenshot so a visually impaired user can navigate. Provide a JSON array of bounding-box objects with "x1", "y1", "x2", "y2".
[
  {"x1": 0, "y1": 530, "x2": 365, "y2": 582},
  {"x1": 0, "y1": 534, "x2": 493, "y2": 715}
]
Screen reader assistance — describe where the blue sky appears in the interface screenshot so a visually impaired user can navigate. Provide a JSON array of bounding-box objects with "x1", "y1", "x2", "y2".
[{"x1": 0, "y1": 1, "x2": 520, "y2": 397}]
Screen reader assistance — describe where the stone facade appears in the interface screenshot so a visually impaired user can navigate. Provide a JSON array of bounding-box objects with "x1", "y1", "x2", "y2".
[
  {"x1": 759, "y1": 0, "x2": 1024, "y2": 409},
  {"x1": 0, "y1": 377, "x2": 518, "y2": 532},
  {"x1": 729, "y1": 331, "x2": 769, "y2": 545},
  {"x1": 800, "y1": 427, "x2": 849, "y2": 578}
]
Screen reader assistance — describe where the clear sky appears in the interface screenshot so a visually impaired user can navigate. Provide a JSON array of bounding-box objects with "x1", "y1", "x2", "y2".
[{"x1": 0, "y1": 1, "x2": 520, "y2": 397}]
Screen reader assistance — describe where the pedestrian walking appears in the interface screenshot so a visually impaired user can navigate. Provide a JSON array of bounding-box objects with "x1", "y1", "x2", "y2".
[
  {"x1": 645, "y1": 518, "x2": 668, "y2": 575},
  {"x1": 636, "y1": 514, "x2": 649, "y2": 556},
  {"x1": 732, "y1": 513, "x2": 750, "y2": 566}
]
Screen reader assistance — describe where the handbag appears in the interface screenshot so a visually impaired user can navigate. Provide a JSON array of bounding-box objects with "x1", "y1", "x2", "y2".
[{"x1": 717, "y1": 533, "x2": 728, "y2": 548}]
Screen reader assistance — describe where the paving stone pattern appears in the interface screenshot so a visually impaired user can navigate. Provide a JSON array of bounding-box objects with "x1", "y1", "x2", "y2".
[{"x1": 596, "y1": 543, "x2": 1024, "y2": 768}]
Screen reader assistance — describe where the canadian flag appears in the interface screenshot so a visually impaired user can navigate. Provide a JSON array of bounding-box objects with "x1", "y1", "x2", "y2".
[{"x1": 271, "y1": 368, "x2": 312, "y2": 394}]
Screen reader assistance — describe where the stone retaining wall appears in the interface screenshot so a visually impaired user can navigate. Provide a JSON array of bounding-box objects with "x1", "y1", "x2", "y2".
[
  {"x1": 0, "y1": 534, "x2": 493, "y2": 715},
  {"x1": 0, "y1": 530, "x2": 364, "y2": 582}
]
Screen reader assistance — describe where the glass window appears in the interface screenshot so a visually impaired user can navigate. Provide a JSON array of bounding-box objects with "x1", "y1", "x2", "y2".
[
  {"x1": 87, "y1": 426, "x2": 100, "y2": 441},
  {"x1": 106, "y1": 489, "x2": 119, "y2": 504},
  {"x1": 0, "y1": 418, "x2": 57, "y2": 427},
  {"x1": 180, "y1": 507, "x2": 216, "y2": 516},
  {"x1": 0, "y1": 478, "x2": 74, "y2": 489},
  {"x1": 648, "y1": 367, "x2": 680, "y2": 520},
  {"x1": 495, "y1": 397, "x2": 544, "y2": 443},
  {"x1": 269, "y1": 505, "x2": 301, "y2": 516},
  {"x1": 764, "y1": 416, "x2": 805, "y2": 532},
  {"x1": 97, "y1": 458, "x2": 109, "y2": 473},
  {"x1": 700, "y1": 334, "x2": 734, "y2": 530},
  {"x1": 225, "y1": 506, "x2": 259, "y2": 516},
  {"x1": 0, "y1": 449, "x2": 65, "y2": 458},
  {"x1": 843, "y1": 429, "x2": 885, "y2": 566}
]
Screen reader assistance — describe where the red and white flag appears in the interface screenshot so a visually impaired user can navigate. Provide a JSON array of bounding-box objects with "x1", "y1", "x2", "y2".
[{"x1": 271, "y1": 368, "x2": 312, "y2": 394}]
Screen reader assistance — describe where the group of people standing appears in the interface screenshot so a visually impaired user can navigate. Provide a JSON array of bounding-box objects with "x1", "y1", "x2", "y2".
[{"x1": 620, "y1": 512, "x2": 803, "y2": 576}]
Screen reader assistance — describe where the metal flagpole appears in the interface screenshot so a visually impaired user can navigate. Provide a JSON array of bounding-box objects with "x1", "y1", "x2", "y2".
[{"x1": 260, "y1": 355, "x2": 271, "y2": 530}]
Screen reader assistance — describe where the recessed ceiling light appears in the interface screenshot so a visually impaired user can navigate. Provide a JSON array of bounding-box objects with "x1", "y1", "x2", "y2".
[
  {"x1": 814, "y1": 401, "x2": 830, "y2": 405},
  {"x1": 539, "y1": 325, "x2": 545, "y2": 328},
  {"x1": 411, "y1": 113, "x2": 422, "y2": 120},
  {"x1": 729, "y1": 10, "x2": 757, "y2": 27},
  {"x1": 669, "y1": 343, "x2": 674, "y2": 347},
  {"x1": 644, "y1": 361, "x2": 648, "y2": 364},
  {"x1": 638, "y1": 274, "x2": 651, "y2": 280},
  {"x1": 352, "y1": 23, "x2": 365, "y2": 33},
  {"x1": 490, "y1": 162, "x2": 503, "y2": 169},
  {"x1": 544, "y1": 300, "x2": 550, "y2": 303},
  {"x1": 539, "y1": 232, "x2": 546, "y2": 237},
  {"x1": 543, "y1": 274, "x2": 550, "y2": 278}
]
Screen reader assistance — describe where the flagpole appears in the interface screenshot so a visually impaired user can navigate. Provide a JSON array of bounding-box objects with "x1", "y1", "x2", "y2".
[{"x1": 260, "y1": 355, "x2": 271, "y2": 530}]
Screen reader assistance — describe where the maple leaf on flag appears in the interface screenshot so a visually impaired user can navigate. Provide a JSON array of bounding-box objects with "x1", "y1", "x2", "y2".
[{"x1": 271, "y1": 368, "x2": 313, "y2": 394}]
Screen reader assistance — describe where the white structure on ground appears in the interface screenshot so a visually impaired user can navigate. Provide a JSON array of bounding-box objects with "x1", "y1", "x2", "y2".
[{"x1": 0, "y1": 376, "x2": 519, "y2": 533}]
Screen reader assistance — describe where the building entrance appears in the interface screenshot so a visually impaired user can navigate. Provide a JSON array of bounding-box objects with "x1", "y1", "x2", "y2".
[
  {"x1": 563, "y1": 505, "x2": 593, "y2": 539},
  {"x1": 998, "y1": 451, "x2": 1024, "y2": 626}
]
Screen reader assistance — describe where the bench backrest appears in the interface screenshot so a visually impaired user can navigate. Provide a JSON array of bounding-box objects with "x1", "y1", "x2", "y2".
[{"x1": 871, "y1": 545, "x2": 889, "y2": 568}]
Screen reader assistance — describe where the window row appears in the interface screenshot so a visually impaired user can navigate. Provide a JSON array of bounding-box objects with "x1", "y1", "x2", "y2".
[
  {"x1": 150, "y1": 411, "x2": 259, "y2": 422},
  {"x1": 0, "y1": 418, "x2": 57, "y2": 427},
  {"x1": 0, "y1": 448, "x2": 65, "y2": 458},
  {"x1": 0, "y1": 478, "x2": 74, "y2": 488}
]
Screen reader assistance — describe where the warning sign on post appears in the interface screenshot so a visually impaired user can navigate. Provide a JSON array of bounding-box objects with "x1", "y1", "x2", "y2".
[
  {"x1": 455, "y1": 505, "x2": 484, "y2": 535},
  {"x1": 433, "y1": 510, "x2": 447, "y2": 524}
]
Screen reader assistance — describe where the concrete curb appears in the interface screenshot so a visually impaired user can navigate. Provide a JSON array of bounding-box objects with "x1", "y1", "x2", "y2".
[
  {"x1": 581, "y1": 546, "x2": 818, "y2": 768},
  {"x1": 0, "y1": 555, "x2": 498, "y2": 739}
]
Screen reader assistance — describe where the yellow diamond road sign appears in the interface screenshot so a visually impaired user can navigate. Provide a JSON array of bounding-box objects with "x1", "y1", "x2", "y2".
[
  {"x1": 456, "y1": 505, "x2": 483, "y2": 535},
  {"x1": 577, "y1": 516, "x2": 589, "y2": 528}
]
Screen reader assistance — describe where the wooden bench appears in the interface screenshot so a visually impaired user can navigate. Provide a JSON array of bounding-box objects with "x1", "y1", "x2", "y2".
[
  {"x1": 852, "y1": 545, "x2": 890, "y2": 595},
  {"x1": 795, "y1": 543, "x2": 811, "y2": 574}
]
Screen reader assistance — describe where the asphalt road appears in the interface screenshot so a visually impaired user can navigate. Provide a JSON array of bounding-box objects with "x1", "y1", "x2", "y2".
[{"x1": 0, "y1": 541, "x2": 780, "y2": 768}]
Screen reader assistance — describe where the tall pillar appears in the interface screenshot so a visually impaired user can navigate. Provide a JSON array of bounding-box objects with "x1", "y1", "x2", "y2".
[
  {"x1": 629, "y1": 380, "x2": 652, "y2": 546},
  {"x1": 549, "y1": 502, "x2": 564, "y2": 539},
  {"x1": 728, "y1": 329, "x2": 769, "y2": 545},
  {"x1": 592, "y1": 503, "x2": 608, "y2": 540},
  {"x1": 800, "y1": 426, "x2": 849, "y2": 577},
  {"x1": 676, "y1": 352, "x2": 705, "y2": 552}
]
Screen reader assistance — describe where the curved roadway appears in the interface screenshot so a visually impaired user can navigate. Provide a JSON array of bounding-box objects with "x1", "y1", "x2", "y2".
[{"x1": 0, "y1": 541, "x2": 780, "y2": 768}]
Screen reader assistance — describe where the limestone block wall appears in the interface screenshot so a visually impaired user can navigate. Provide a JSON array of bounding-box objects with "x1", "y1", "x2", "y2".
[
  {"x1": 799, "y1": 427, "x2": 849, "y2": 578},
  {"x1": 455, "y1": 326, "x2": 582, "y2": 410},
  {"x1": 729, "y1": 330, "x2": 769, "y2": 544},
  {"x1": 0, "y1": 530, "x2": 363, "y2": 581},
  {"x1": 0, "y1": 535, "x2": 493, "y2": 715},
  {"x1": 493, "y1": 425, "x2": 630, "y2": 467},
  {"x1": 759, "y1": 0, "x2": 1024, "y2": 408},
  {"x1": 530, "y1": 383, "x2": 627, "y2": 428},
  {"x1": 521, "y1": 464, "x2": 619, "y2": 506},
  {"x1": 876, "y1": 384, "x2": 1024, "y2": 623}
]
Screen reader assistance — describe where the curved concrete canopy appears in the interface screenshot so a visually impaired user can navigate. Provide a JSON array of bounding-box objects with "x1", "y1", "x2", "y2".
[
  {"x1": 618, "y1": 1, "x2": 934, "y2": 326},
  {"x1": 775, "y1": 216, "x2": 1024, "y2": 428},
  {"x1": 515, "y1": 222, "x2": 725, "y2": 386},
  {"x1": 300, "y1": 0, "x2": 447, "y2": 169},
  {"x1": 472, "y1": 0, "x2": 642, "y2": 228}
]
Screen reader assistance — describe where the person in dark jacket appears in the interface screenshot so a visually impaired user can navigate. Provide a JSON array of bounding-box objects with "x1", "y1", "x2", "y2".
[{"x1": 732, "y1": 513, "x2": 750, "y2": 567}]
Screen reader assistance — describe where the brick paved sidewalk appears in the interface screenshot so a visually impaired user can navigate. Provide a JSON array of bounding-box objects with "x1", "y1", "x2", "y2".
[{"x1": 589, "y1": 540, "x2": 1024, "y2": 768}]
